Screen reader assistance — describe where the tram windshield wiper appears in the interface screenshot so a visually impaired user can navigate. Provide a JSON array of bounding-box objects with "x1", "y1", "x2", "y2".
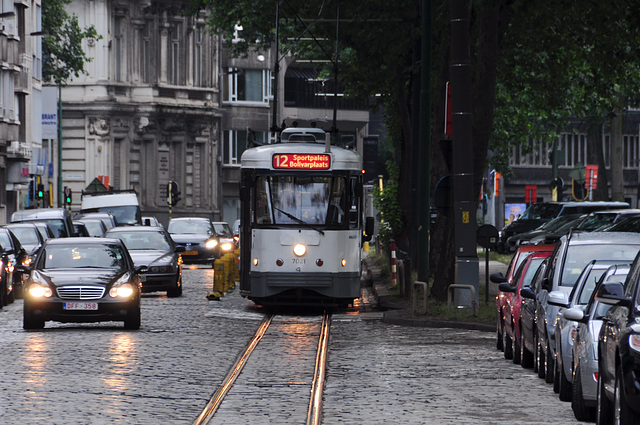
[{"x1": 274, "y1": 207, "x2": 325, "y2": 235}]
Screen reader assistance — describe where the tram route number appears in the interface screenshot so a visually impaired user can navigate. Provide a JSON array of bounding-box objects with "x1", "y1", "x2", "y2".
[{"x1": 272, "y1": 153, "x2": 331, "y2": 170}]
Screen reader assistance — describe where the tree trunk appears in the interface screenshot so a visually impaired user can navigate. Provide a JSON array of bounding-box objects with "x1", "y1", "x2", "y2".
[
  {"x1": 610, "y1": 97, "x2": 625, "y2": 202},
  {"x1": 586, "y1": 117, "x2": 609, "y2": 201}
]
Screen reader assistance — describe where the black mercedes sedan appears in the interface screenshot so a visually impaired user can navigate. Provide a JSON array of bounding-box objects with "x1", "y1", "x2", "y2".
[
  {"x1": 596, "y1": 250, "x2": 640, "y2": 424},
  {"x1": 105, "y1": 226, "x2": 184, "y2": 297},
  {"x1": 22, "y1": 237, "x2": 142, "y2": 330}
]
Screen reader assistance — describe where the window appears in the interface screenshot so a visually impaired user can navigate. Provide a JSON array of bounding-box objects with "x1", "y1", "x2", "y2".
[
  {"x1": 224, "y1": 68, "x2": 272, "y2": 103},
  {"x1": 194, "y1": 27, "x2": 203, "y2": 87},
  {"x1": 223, "y1": 130, "x2": 271, "y2": 165},
  {"x1": 141, "y1": 22, "x2": 152, "y2": 83},
  {"x1": 171, "y1": 22, "x2": 183, "y2": 85},
  {"x1": 114, "y1": 16, "x2": 124, "y2": 82}
]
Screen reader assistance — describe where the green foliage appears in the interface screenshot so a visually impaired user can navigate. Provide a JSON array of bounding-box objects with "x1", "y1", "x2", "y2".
[
  {"x1": 373, "y1": 161, "x2": 403, "y2": 248},
  {"x1": 42, "y1": 0, "x2": 100, "y2": 84}
]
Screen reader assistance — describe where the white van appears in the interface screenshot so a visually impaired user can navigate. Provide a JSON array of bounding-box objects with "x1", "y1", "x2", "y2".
[{"x1": 80, "y1": 190, "x2": 141, "y2": 226}]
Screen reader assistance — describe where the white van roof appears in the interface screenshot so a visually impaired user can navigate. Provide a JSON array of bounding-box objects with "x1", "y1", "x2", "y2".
[{"x1": 81, "y1": 192, "x2": 139, "y2": 209}]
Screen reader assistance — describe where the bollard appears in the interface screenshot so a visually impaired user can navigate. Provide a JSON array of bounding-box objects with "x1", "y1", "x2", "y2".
[
  {"x1": 413, "y1": 281, "x2": 427, "y2": 315},
  {"x1": 390, "y1": 239, "x2": 397, "y2": 287}
]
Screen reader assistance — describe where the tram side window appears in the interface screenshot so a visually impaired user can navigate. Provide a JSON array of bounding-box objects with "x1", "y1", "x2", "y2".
[{"x1": 255, "y1": 178, "x2": 272, "y2": 224}]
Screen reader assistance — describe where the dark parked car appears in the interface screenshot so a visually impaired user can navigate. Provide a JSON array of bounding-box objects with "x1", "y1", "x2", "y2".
[
  {"x1": 600, "y1": 214, "x2": 640, "y2": 232},
  {"x1": 73, "y1": 212, "x2": 118, "y2": 230},
  {"x1": 520, "y1": 232, "x2": 640, "y2": 385},
  {"x1": 167, "y1": 217, "x2": 224, "y2": 264},
  {"x1": 0, "y1": 227, "x2": 32, "y2": 300},
  {"x1": 497, "y1": 201, "x2": 630, "y2": 253},
  {"x1": 22, "y1": 237, "x2": 142, "y2": 330},
  {"x1": 505, "y1": 214, "x2": 583, "y2": 252},
  {"x1": 572, "y1": 209, "x2": 640, "y2": 232},
  {"x1": 105, "y1": 226, "x2": 184, "y2": 297},
  {"x1": 596, "y1": 250, "x2": 640, "y2": 424}
]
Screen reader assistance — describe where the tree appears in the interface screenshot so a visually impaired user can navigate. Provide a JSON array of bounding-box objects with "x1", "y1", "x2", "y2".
[{"x1": 42, "y1": 0, "x2": 99, "y2": 84}]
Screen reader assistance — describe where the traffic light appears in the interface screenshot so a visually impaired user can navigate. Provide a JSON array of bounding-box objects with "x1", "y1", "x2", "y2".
[
  {"x1": 167, "y1": 181, "x2": 181, "y2": 207},
  {"x1": 64, "y1": 187, "x2": 72, "y2": 205},
  {"x1": 170, "y1": 181, "x2": 181, "y2": 206},
  {"x1": 37, "y1": 184, "x2": 44, "y2": 199}
]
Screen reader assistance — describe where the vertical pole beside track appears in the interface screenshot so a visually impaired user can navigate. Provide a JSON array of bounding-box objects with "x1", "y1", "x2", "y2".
[{"x1": 391, "y1": 240, "x2": 397, "y2": 287}]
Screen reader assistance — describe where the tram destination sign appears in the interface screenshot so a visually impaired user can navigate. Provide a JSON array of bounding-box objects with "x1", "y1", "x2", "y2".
[{"x1": 272, "y1": 153, "x2": 331, "y2": 170}]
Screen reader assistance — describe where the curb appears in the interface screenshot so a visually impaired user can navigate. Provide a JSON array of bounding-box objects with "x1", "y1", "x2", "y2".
[{"x1": 381, "y1": 309, "x2": 496, "y2": 332}]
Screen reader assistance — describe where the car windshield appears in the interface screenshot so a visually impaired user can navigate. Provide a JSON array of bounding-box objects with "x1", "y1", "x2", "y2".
[
  {"x1": 521, "y1": 257, "x2": 545, "y2": 288},
  {"x1": 8, "y1": 228, "x2": 39, "y2": 245},
  {"x1": 42, "y1": 244, "x2": 125, "y2": 269},
  {"x1": 213, "y1": 223, "x2": 233, "y2": 237},
  {"x1": 519, "y1": 203, "x2": 563, "y2": 220},
  {"x1": 91, "y1": 206, "x2": 139, "y2": 226},
  {"x1": 83, "y1": 221, "x2": 104, "y2": 236},
  {"x1": 111, "y1": 231, "x2": 171, "y2": 251},
  {"x1": 576, "y1": 269, "x2": 608, "y2": 304},
  {"x1": 607, "y1": 217, "x2": 640, "y2": 232},
  {"x1": 561, "y1": 244, "x2": 640, "y2": 287},
  {"x1": 574, "y1": 213, "x2": 617, "y2": 231},
  {"x1": 168, "y1": 220, "x2": 213, "y2": 235}
]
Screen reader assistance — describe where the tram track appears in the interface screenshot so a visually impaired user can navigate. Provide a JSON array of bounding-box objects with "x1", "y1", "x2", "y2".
[{"x1": 193, "y1": 311, "x2": 332, "y2": 425}]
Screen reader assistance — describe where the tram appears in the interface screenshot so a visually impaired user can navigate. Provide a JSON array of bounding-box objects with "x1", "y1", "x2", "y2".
[{"x1": 239, "y1": 127, "x2": 374, "y2": 306}]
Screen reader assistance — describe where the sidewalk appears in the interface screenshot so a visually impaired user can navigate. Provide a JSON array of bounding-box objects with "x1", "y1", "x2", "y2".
[{"x1": 362, "y1": 256, "x2": 508, "y2": 332}]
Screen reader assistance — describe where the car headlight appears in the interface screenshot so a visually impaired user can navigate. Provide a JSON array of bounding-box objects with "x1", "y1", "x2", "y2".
[
  {"x1": 109, "y1": 273, "x2": 137, "y2": 298},
  {"x1": 220, "y1": 242, "x2": 234, "y2": 252},
  {"x1": 205, "y1": 239, "x2": 218, "y2": 249},
  {"x1": 629, "y1": 334, "x2": 640, "y2": 353},
  {"x1": 28, "y1": 283, "x2": 53, "y2": 298},
  {"x1": 110, "y1": 283, "x2": 135, "y2": 298}
]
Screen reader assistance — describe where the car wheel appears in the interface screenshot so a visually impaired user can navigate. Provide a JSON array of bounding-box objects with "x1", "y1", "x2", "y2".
[
  {"x1": 545, "y1": 340, "x2": 555, "y2": 384},
  {"x1": 496, "y1": 318, "x2": 504, "y2": 351},
  {"x1": 503, "y1": 325, "x2": 513, "y2": 360},
  {"x1": 23, "y1": 308, "x2": 44, "y2": 330},
  {"x1": 597, "y1": 367, "x2": 614, "y2": 425},
  {"x1": 572, "y1": 362, "x2": 596, "y2": 422},
  {"x1": 558, "y1": 349, "x2": 573, "y2": 401},
  {"x1": 512, "y1": 324, "x2": 521, "y2": 365},
  {"x1": 553, "y1": 352, "x2": 561, "y2": 393},
  {"x1": 167, "y1": 276, "x2": 182, "y2": 298},
  {"x1": 614, "y1": 365, "x2": 639, "y2": 425},
  {"x1": 521, "y1": 328, "x2": 534, "y2": 368},
  {"x1": 124, "y1": 307, "x2": 141, "y2": 330}
]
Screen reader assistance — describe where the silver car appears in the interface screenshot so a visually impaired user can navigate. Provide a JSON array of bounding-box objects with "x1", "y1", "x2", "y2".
[
  {"x1": 562, "y1": 264, "x2": 630, "y2": 422},
  {"x1": 549, "y1": 260, "x2": 624, "y2": 401}
]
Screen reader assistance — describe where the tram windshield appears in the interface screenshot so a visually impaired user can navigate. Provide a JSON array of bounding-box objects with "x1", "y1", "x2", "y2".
[{"x1": 255, "y1": 176, "x2": 347, "y2": 226}]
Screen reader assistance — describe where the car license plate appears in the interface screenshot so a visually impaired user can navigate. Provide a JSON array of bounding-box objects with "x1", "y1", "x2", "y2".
[
  {"x1": 183, "y1": 250, "x2": 198, "y2": 255},
  {"x1": 64, "y1": 302, "x2": 98, "y2": 311}
]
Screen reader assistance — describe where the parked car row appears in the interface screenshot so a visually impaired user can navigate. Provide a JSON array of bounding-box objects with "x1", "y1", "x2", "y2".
[{"x1": 494, "y1": 228, "x2": 640, "y2": 423}]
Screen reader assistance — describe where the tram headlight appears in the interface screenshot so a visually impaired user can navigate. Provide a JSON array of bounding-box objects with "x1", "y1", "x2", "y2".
[
  {"x1": 293, "y1": 244, "x2": 306, "y2": 257},
  {"x1": 253, "y1": 258, "x2": 259, "y2": 266},
  {"x1": 341, "y1": 259, "x2": 347, "y2": 267}
]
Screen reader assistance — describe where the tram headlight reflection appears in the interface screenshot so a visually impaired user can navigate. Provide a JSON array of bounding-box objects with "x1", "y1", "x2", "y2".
[
  {"x1": 253, "y1": 258, "x2": 259, "y2": 266},
  {"x1": 341, "y1": 259, "x2": 347, "y2": 267},
  {"x1": 293, "y1": 244, "x2": 306, "y2": 257}
]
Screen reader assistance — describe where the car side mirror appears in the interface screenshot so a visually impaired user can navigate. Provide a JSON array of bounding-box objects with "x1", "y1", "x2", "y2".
[
  {"x1": 563, "y1": 307, "x2": 586, "y2": 323},
  {"x1": 596, "y1": 281, "x2": 630, "y2": 306},
  {"x1": 520, "y1": 287, "x2": 536, "y2": 300},
  {"x1": 498, "y1": 282, "x2": 516, "y2": 293},
  {"x1": 490, "y1": 272, "x2": 507, "y2": 284},
  {"x1": 547, "y1": 290, "x2": 569, "y2": 308}
]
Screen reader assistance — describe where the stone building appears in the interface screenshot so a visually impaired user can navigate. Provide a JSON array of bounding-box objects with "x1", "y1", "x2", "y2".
[{"x1": 57, "y1": 0, "x2": 221, "y2": 225}]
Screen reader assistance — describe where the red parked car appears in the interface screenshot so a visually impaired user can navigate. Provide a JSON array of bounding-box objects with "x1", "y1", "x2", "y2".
[
  {"x1": 492, "y1": 244, "x2": 556, "y2": 352},
  {"x1": 498, "y1": 250, "x2": 553, "y2": 365}
]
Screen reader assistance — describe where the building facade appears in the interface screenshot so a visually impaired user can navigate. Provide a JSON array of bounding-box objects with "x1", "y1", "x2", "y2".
[{"x1": 56, "y1": 0, "x2": 221, "y2": 225}]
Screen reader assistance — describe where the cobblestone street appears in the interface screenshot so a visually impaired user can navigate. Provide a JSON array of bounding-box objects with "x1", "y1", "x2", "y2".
[{"x1": 0, "y1": 266, "x2": 588, "y2": 424}]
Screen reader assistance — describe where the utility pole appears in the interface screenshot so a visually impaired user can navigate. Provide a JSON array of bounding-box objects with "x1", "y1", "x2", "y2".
[{"x1": 450, "y1": 0, "x2": 478, "y2": 307}]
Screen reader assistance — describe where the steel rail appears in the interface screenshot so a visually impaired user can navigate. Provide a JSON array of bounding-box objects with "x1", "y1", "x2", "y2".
[
  {"x1": 192, "y1": 314, "x2": 273, "y2": 425},
  {"x1": 306, "y1": 311, "x2": 331, "y2": 425}
]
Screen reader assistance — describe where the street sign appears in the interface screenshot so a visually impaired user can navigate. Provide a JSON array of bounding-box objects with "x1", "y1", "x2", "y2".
[
  {"x1": 524, "y1": 185, "x2": 537, "y2": 204},
  {"x1": 585, "y1": 164, "x2": 598, "y2": 190},
  {"x1": 477, "y1": 224, "x2": 498, "y2": 249}
]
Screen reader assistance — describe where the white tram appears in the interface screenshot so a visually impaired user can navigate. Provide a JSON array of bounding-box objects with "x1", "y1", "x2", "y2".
[{"x1": 239, "y1": 128, "x2": 374, "y2": 306}]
